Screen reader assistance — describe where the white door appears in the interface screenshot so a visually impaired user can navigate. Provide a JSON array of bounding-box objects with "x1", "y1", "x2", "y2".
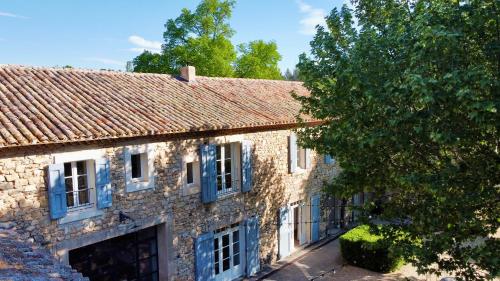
[
  {"x1": 279, "y1": 207, "x2": 291, "y2": 259},
  {"x1": 214, "y1": 225, "x2": 245, "y2": 281}
]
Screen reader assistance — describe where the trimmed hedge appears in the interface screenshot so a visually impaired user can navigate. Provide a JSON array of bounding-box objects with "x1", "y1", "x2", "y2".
[{"x1": 340, "y1": 225, "x2": 404, "y2": 273}]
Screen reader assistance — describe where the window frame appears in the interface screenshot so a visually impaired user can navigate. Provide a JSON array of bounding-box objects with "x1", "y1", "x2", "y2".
[
  {"x1": 215, "y1": 143, "x2": 241, "y2": 196},
  {"x1": 124, "y1": 144, "x2": 155, "y2": 192},
  {"x1": 296, "y1": 147, "x2": 307, "y2": 170},
  {"x1": 182, "y1": 152, "x2": 201, "y2": 196},
  {"x1": 213, "y1": 223, "x2": 245, "y2": 279},
  {"x1": 63, "y1": 160, "x2": 94, "y2": 210}
]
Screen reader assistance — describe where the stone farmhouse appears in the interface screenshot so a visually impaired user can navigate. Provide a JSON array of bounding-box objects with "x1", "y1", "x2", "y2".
[{"x1": 0, "y1": 65, "x2": 357, "y2": 281}]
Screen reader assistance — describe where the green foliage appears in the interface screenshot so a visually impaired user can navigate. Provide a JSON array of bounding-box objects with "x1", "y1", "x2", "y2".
[
  {"x1": 234, "y1": 40, "x2": 283, "y2": 79},
  {"x1": 340, "y1": 225, "x2": 404, "y2": 273},
  {"x1": 295, "y1": 1, "x2": 499, "y2": 280},
  {"x1": 131, "y1": 0, "x2": 283, "y2": 79},
  {"x1": 131, "y1": 51, "x2": 170, "y2": 74},
  {"x1": 162, "y1": 0, "x2": 236, "y2": 77}
]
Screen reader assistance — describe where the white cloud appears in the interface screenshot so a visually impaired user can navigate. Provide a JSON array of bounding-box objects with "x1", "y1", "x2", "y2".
[
  {"x1": 296, "y1": 0, "x2": 326, "y2": 35},
  {"x1": 84, "y1": 57, "x2": 124, "y2": 67},
  {"x1": 0, "y1": 11, "x2": 28, "y2": 19},
  {"x1": 128, "y1": 35, "x2": 162, "y2": 54}
]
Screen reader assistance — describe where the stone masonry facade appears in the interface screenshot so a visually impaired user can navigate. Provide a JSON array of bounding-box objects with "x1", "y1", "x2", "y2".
[{"x1": 0, "y1": 128, "x2": 339, "y2": 280}]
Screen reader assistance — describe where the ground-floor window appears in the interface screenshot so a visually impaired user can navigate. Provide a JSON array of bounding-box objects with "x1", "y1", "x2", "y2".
[
  {"x1": 69, "y1": 226, "x2": 159, "y2": 281},
  {"x1": 213, "y1": 223, "x2": 245, "y2": 280}
]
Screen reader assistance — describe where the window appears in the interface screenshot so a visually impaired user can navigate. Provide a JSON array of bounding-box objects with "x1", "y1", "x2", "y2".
[
  {"x1": 64, "y1": 161, "x2": 93, "y2": 209},
  {"x1": 125, "y1": 144, "x2": 155, "y2": 192},
  {"x1": 213, "y1": 223, "x2": 244, "y2": 279},
  {"x1": 182, "y1": 153, "x2": 200, "y2": 196},
  {"x1": 216, "y1": 143, "x2": 240, "y2": 195},
  {"x1": 131, "y1": 154, "x2": 142, "y2": 179},
  {"x1": 51, "y1": 149, "x2": 107, "y2": 224},
  {"x1": 297, "y1": 147, "x2": 307, "y2": 170},
  {"x1": 186, "y1": 162, "x2": 194, "y2": 184}
]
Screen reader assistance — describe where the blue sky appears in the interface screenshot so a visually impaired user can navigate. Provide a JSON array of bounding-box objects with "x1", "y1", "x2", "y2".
[{"x1": 0, "y1": 0, "x2": 345, "y2": 73}]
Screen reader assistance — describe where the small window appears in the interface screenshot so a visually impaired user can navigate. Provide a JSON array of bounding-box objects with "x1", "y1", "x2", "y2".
[
  {"x1": 186, "y1": 162, "x2": 194, "y2": 184},
  {"x1": 131, "y1": 153, "x2": 142, "y2": 179},
  {"x1": 183, "y1": 155, "x2": 200, "y2": 196},
  {"x1": 124, "y1": 145, "x2": 155, "y2": 192}
]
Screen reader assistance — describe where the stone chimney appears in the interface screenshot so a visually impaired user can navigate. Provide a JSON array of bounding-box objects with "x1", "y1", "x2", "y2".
[{"x1": 180, "y1": 66, "x2": 196, "y2": 82}]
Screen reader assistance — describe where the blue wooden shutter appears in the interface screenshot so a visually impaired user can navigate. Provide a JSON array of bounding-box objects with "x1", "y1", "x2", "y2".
[
  {"x1": 241, "y1": 141, "x2": 253, "y2": 193},
  {"x1": 47, "y1": 163, "x2": 67, "y2": 220},
  {"x1": 305, "y1": 148, "x2": 311, "y2": 169},
  {"x1": 96, "y1": 158, "x2": 112, "y2": 209},
  {"x1": 289, "y1": 133, "x2": 297, "y2": 173},
  {"x1": 311, "y1": 194, "x2": 321, "y2": 242},
  {"x1": 245, "y1": 216, "x2": 260, "y2": 276},
  {"x1": 200, "y1": 144, "x2": 217, "y2": 203},
  {"x1": 195, "y1": 232, "x2": 215, "y2": 281},
  {"x1": 278, "y1": 207, "x2": 290, "y2": 259},
  {"x1": 324, "y1": 155, "x2": 333, "y2": 164}
]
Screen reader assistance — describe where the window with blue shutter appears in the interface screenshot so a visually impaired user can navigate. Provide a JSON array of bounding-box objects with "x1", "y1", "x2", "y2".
[
  {"x1": 200, "y1": 144, "x2": 217, "y2": 203},
  {"x1": 311, "y1": 195, "x2": 321, "y2": 242},
  {"x1": 289, "y1": 133, "x2": 297, "y2": 174},
  {"x1": 48, "y1": 163, "x2": 67, "y2": 219},
  {"x1": 241, "y1": 141, "x2": 253, "y2": 193},
  {"x1": 95, "y1": 158, "x2": 112, "y2": 209},
  {"x1": 245, "y1": 216, "x2": 260, "y2": 276},
  {"x1": 278, "y1": 207, "x2": 291, "y2": 259},
  {"x1": 195, "y1": 232, "x2": 215, "y2": 281}
]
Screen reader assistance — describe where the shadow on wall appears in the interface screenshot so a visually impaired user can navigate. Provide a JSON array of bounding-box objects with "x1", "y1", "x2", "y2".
[{"x1": 250, "y1": 155, "x2": 286, "y2": 265}]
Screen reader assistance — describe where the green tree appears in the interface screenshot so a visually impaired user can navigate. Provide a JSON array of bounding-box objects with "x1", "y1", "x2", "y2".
[
  {"x1": 234, "y1": 40, "x2": 283, "y2": 79},
  {"x1": 130, "y1": 51, "x2": 170, "y2": 73},
  {"x1": 131, "y1": 0, "x2": 285, "y2": 79},
  {"x1": 295, "y1": 1, "x2": 499, "y2": 280},
  {"x1": 131, "y1": 0, "x2": 236, "y2": 77}
]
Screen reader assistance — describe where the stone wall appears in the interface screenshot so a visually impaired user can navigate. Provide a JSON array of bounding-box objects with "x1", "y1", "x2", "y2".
[{"x1": 0, "y1": 129, "x2": 339, "y2": 280}]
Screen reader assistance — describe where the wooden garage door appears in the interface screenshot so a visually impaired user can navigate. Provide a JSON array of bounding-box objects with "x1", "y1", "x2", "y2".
[{"x1": 69, "y1": 226, "x2": 159, "y2": 281}]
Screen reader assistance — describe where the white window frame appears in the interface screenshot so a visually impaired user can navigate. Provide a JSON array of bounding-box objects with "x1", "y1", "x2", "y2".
[
  {"x1": 215, "y1": 142, "x2": 241, "y2": 196},
  {"x1": 297, "y1": 147, "x2": 307, "y2": 170},
  {"x1": 124, "y1": 144, "x2": 155, "y2": 192},
  {"x1": 182, "y1": 153, "x2": 201, "y2": 196},
  {"x1": 64, "y1": 160, "x2": 94, "y2": 209},
  {"x1": 52, "y1": 149, "x2": 105, "y2": 224},
  {"x1": 213, "y1": 224, "x2": 245, "y2": 280}
]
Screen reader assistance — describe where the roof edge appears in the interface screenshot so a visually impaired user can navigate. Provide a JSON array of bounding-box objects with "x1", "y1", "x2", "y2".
[{"x1": 0, "y1": 121, "x2": 323, "y2": 157}]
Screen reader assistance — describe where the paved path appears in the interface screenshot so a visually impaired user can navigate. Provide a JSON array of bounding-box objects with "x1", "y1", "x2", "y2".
[
  {"x1": 261, "y1": 239, "x2": 339, "y2": 281},
  {"x1": 261, "y1": 238, "x2": 454, "y2": 281}
]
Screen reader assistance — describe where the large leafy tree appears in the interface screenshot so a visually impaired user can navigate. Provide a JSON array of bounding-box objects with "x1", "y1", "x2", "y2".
[
  {"x1": 234, "y1": 40, "x2": 283, "y2": 79},
  {"x1": 162, "y1": 0, "x2": 236, "y2": 76},
  {"x1": 131, "y1": 0, "x2": 284, "y2": 79},
  {"x1": 132, "y1": 0, "x2": 236, "y2": 77},
  {"x1": 295, "y1": 1, "x2": 499, "y2": 280}
]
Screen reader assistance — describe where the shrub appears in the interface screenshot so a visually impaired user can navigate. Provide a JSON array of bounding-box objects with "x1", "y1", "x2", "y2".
[{"x1": 339, "y1": 225, "x2": 404, "y2": 273}]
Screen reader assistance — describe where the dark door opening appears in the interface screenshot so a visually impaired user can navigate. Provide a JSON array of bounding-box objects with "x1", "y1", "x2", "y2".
[
  {"x1": 293, "y1": 207, "x2": 299, "y2": 247},
  {"x1": 69, "y1": 226, "x2": 159, "y2": 281}
]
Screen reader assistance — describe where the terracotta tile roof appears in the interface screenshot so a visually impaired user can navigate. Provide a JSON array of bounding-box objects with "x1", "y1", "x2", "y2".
[{"x1": 0, "y1": 65, "x2": 312, "y2": 149}]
